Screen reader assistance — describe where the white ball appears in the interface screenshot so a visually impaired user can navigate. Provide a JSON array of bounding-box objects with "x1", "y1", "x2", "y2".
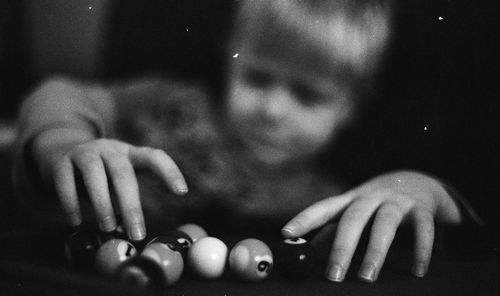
[{"x1": 187, "y1": 237, "x2": 227, "y2": 279}]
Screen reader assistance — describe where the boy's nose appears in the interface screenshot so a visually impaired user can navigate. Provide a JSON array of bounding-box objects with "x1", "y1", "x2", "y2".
[{"x1": 261, "y1": 85, "x2": 293, "y2": 119}]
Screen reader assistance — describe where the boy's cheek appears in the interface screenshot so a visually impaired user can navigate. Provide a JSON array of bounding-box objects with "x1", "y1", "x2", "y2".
[
  {"x1": 227, "y1": 85, "x2": 258, "y2": 115},
  {"x1": 300, "y1": 112, "x2": 341, "y2": 140}
]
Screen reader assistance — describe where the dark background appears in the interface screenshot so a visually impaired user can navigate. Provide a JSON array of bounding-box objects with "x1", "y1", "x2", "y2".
[
  {"x1": 0, "y1": 0, "x2": 499, "y2": 295},
  {"x1": 1, "y1": 0, "x2": 499, "y2": 240}
]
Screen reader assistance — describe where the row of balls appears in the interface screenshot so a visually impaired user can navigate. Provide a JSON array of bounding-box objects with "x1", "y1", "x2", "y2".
[{"x1": 65, "y1": 223, "x2": 315, "y2": 287}]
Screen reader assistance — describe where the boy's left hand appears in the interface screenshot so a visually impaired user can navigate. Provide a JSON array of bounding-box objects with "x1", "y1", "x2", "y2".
[{"x1": 281, "y1": 171, "x2": 462, "y2": 282}]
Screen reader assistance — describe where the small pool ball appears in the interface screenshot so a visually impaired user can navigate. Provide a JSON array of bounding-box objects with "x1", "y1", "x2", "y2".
[
  {"x1": 147, "y1": 235, "x2": 183, "y2": 253},
  {"x1": 116, "y1": 256, "x2": 167, "y2": 288},
  {"x1": 64, "y1": 226, "x2": 102, "y2": 270},
  {"x1": 187, "y1": 236, "x2": 227, "y2": 279},
  {"x1": 168, "y1": 230, "x2": 194, "y2": 254},
  {"x1": 176, "y1": 224, "x2": 208, "y2": 242},
  {"x1": 95, "y1": 238, "x2": 137, "y2": 276},
  {"x1": 277, "y1": 237, "x2": 315, "y2": 280},
  {"x1": 147, "y1": 230, "x2": 193, "y2": 256},
  {"x1": 140, "y1": 242, "x2": 184, "y2": 285},
  {"x1": 229, "y1": 238, "x2": 273, "y2": 281}
]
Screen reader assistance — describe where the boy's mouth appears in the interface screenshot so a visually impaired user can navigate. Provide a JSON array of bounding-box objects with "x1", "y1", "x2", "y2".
[{"x1": 245, "y1": 129, "x2": 285, "y2": 149}]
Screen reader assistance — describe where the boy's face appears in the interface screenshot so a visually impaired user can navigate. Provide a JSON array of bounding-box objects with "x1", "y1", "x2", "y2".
[{"x1": 226, "y1": 50, "x2": 356, "y2": 168}]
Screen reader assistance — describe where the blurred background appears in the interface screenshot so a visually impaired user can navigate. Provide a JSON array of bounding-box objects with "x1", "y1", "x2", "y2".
[{"x1": 0, "y1": 0, "x2": 499, "y2": 236}]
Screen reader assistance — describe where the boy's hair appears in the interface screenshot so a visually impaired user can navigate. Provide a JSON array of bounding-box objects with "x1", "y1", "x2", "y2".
[{"x1": 229, "y1": 0, "x2": 394, "y2": 95}]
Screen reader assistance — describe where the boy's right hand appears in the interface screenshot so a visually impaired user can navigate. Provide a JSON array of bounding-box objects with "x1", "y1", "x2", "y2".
[{"x1": 39, "y1": 136, "x2": 188, "y2": 241}]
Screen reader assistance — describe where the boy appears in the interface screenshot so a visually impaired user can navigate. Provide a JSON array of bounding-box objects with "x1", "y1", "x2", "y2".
[{"x1": 14, "y1": 0, "x2": 464, "y2": 283}]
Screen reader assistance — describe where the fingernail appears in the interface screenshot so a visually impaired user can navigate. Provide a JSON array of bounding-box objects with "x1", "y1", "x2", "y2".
[
  {"x1": 69, "y1": 215, "x2": 82, "y2": 227},
  {"x1": 281, "y1": 224, "x2": 296, "y2": 237},
  {"x1": 175, "y1": 180, "x2": 188, "y2": 194},
  {"x1": 412, "y1": 263, "x2": 427, "y2": 277},
  {"x1": 326, "y1": 264, "x2": 346, "y2": 282},
  {"x1": 100, "y1": 216, "x2": 116, "y2": 232},
  {"x1": 359, "y1": 264, "x2": 378, "y2": 282},
  {"x1": 128, "y1": 224, "x2": 146, "y2": 241}
]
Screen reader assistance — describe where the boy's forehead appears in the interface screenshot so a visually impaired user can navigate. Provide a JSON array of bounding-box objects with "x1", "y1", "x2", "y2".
[
  {"x1": 232, "y1": 3, "x2": 391, "y2": 81},
  {"x1": 236, "y1": 47, "x2": 351, "y2": 86},
  {"x1": 238, "y1": 28, "x2": 356, "y2": 82}
]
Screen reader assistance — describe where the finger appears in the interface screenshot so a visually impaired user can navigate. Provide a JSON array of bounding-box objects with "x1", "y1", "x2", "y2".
[
  {"x1": 102, "y1": 152, "x2": 146, "y2": 241},
  {"x1": 129, "y1": 147, "x2": 188, "y2": 195},
  {"x1": 282, "y1": 193, "x2": 352, "y2": 238},
  {"x1": 53, "y1": 156, "x2": 81, "y2": 226},
  {"x1": 73, "y1": 151, "x2": 117, "y2": 232},
  {"x1": 358, "y1": 202, "x2": 406, "y2": 282},
  {"x1": 411, "y1": 209, "x2": 434, "y2": 277},
  {"x1": 325, "y1": 197, "x2": 382, "y2": 282}
]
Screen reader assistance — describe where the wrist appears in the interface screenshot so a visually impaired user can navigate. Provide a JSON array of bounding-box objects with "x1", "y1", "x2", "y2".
[
  {"x1": 437, "y1": 181, "x2": 484, "y2": 226},
  {"x1": 31, "y1": 124, "x2": 97, "y2": 186}
]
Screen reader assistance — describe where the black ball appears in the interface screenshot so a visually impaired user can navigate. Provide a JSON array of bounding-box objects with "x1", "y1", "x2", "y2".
[
  {"x1": 115, "y1": 256, "x2": 167, "y2": 288},
  {"x1": 148, "y1": 230, "x2": 193, "y2": 256},
  {"x1": 64, "y1": 225, "x2": 102, "y2": 270},
  {"x1": 277, "y1": 237, "x2": 316, "y2": 280}
]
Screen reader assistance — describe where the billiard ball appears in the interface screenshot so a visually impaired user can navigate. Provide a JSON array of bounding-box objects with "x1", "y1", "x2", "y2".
[
  {"x1": 187, "y1": 236, "x2": 227, "y2": 279},
  {"x1": 115, "y1": 256, "x2": 167, "y2": 288},
  {"x1": 95, "y1": 238, "x2": 137, "y2": 276},
  {"x1": 148, "y1": 230, "x2": 193, "y2": 256},
  {"x1": 168, "y1": 230, "x2": 194, "y2": 253},
  {"x1": 147, "y1": 235, "x2": 183, "y2": 253},
  {"x1": 229, "y1": 238, "x2": 273, "y2": 281},
  {"x1": 176, "y1": 224, "x2": 208, "y2": 242},
  {"x1": 167, "y1": 230, "x2": 194, "y2": 255},
  {"x1": 64, "y1": 226, "x2": 102, "y2": 270},
  {"x1": 139, "y1": 242, "x2": 184, "y2": 285},
  {"x1": 277, "y1": 237, "x2": 315, "y2": 279}
]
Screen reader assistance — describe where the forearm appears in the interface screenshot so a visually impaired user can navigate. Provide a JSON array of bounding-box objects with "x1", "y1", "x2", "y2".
[
  {"x1": 13, "y1": 76, "x2": 115, "y2": 199},
  {"x1": 17, "y1": 75, "x2": 114, "y2": 141}
]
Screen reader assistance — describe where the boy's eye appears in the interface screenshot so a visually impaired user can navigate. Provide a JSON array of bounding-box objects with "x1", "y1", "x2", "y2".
[
  {"x1": 290, "y1": 82, "x2": 328, "y2": 107},
  {"x1": 243, "y1": 68, "x2": 273, "y2": 89}
]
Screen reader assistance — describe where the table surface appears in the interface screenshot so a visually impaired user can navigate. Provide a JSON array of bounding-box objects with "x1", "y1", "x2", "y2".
[
  {"x1": 0, "y1": 153, "x2": 499, "y2": 296},
  {"x1": 0, "y1": 225, "x2": 499, "y2": 296}
]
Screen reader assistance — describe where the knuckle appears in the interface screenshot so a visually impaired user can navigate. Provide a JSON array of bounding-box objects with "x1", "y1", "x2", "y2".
[
  {"x1": 94, "y1": 138, "x2": 111, "y2": 147},
  {"x1": 413, "y1": 207, "x2": 434, "y2": 222},
  {"x1": 330, "y1": 245, "x2": 351, "y2": 258},
  {"x1": 366, "y1": 247, "x2": 387, "y2": 262},
  {"x1": 150, "y1": 148, "x2": 169, "y2": 161},
  {"x1": 75, "y1": 150, "x2": 101, "y2": 166},
  {"x1": 340, "y1": 206, "x2": 364, "y2": 223},
  {"x1": 53, "y1": 157, "x2": 72, "y2": 173},
  {"x1": 293, "y1": 212, "x2": 314, "y2": 227},
  {"x1": 110, "y1": 162, "x2": 134, "y2": 181},
  {"x1": 65, "y1": 208, "x2": 81, "y2": 219},
  {"x1": 398, "y1": 196, "x2": 415, "y2": 209},
  {"x1": 123, "y1": 207, "x2": 144, "y2": 224},
  {"x1": 378, "y1": 203, "x2": 404, "y2": 221},
  {"x1": 92, "y1": 197, "x2": 112, "y2": 210},
  {"x1": 107, "y1": 154, "x2": 131, "y2": 170},
  {"x1": 136, "y1": 146, "x2": 154, "y2": 154}
]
